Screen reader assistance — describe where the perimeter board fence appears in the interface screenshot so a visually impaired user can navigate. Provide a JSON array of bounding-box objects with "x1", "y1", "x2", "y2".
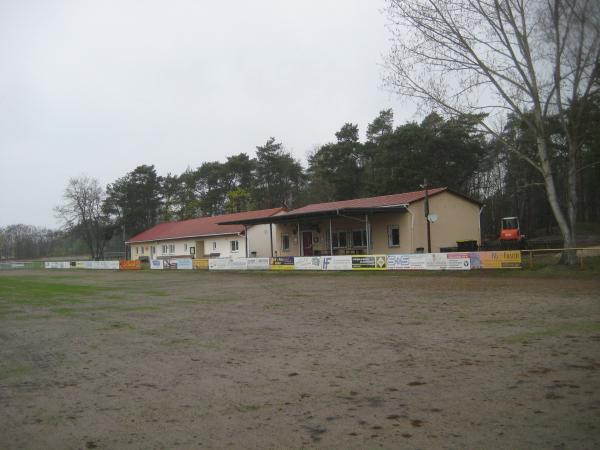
[
  {"x1": 3, "y1": 248, "x2": 596, "y2": 272},
  {"x1": 1, "y1": 251, "x2": 520, "y2": 271}
]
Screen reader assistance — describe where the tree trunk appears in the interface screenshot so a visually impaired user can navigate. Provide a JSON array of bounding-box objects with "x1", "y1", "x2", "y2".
[{"x1": 536, "y1": 137, "x2": 577, "y2": 264}]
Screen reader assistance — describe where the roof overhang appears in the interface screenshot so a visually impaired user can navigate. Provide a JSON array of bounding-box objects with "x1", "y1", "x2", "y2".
[
  {"x1": 126, "y1": 231, "x2": 241, "y2": 245},
  {"x1": 218, "y1": 205, "x2": 409, "y2": 225}
]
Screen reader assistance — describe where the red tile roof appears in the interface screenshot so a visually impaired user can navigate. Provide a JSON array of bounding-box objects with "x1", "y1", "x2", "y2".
[
  {"x1": 289, "y1": 187, "x2": 448, "y2": 214},
  {"x1": 126, "y1": 207, "x2": 284, "y2": 244}
]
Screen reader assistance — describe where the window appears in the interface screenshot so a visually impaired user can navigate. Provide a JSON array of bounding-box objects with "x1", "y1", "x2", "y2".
[
  {"x1": 140, "y1": 246, "x2": 145, "y2": 255},
  {"x1": 332, "y1": 230, "x2": 348, "y2": 248},
  {"x1": 135, "y1": 247, "x2": 139, "y2": 255},
  {"x1": 230, "y1": 240, "x2": 239, "y2": 252},
  {"x1": 169, "y1": 244, "x2": 175, "y2": 253},
  {"x1": 388, "y1": 225, "x2": 400, "y2": 247},
  {"x1": 352, "y1": 229, "x2": 367, "y2": 247},
  {"x1": 282, "y1": 234, "x2": 290, "y2": 251},
  {"x1": 184, "y1": 243, "x2": 188, "y2": 251},
  {"x1": 212, "y1": 242, "x2": 217, "y2": 250},
  {"x1": 151, "y1": 246, "x2": 156, "y2": 254},
  {"x1": 162, "y1": 245, "x2": 167, "y2": 254}
]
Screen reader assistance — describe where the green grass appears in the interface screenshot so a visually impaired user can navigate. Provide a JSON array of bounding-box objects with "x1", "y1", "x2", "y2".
[
  {"x1": 506, "y1": 322, "x2": 600, "y2": 343},
  {"x1": 0, "y1": 277, "x2": 108, "y2": 307},
  {"x1": 236, "y1": 404, "x2": 262, "y2": 412},
  {"x1": 0, "y1": 365, "x2": 33, "y2": 380}
]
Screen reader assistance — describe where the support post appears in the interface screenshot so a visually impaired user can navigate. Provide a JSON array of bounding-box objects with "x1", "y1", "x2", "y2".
[
  {"x1": 244, "y1": 225, "x2": 248, "y2": 258},
  {"x1": 269, "y1": 223, "x2": 273, "y2": 258},
  {"x1": 329, "y1": 217, "x2": 333, "y2": 256},
  {"x1": 424, "y1": 179, "x2": 431, "y2": 253},
  {"x1": 297, "y1": 222, "x2": 301, "y2": 256},
  {"x1": 365, "y1": 214, "x2": 370, "y2": 254}
]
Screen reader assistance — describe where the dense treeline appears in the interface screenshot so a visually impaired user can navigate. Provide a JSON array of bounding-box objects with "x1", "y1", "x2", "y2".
[{"x1": 2, "y1": 106, "x2": 598, "y2": 260}]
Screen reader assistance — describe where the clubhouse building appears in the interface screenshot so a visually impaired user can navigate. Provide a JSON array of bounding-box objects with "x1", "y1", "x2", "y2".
[{"x1": 127, "y1": 188, "x2": 482, "y2": 260}]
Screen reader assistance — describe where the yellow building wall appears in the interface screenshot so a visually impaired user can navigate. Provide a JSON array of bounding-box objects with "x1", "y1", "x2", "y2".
[
  {"x1": 408, "y1": 191, "x2": 481, "y2": 252},
  {"x1": 271, "y1": 191, "x2": 480, "y2": 255}
]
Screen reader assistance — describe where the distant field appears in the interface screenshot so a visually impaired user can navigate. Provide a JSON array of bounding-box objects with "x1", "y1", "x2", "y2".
[{"x1": 0, "y1": 270, "x2": 599, "y2": 449}]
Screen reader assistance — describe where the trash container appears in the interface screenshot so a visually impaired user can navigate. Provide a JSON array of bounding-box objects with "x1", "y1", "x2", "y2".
[{"x1": 456, "y1": 240, "x2": 478, "y2": 251}]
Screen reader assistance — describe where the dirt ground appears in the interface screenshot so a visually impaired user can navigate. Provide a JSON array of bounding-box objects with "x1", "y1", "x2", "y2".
[{"x1": 0, "y1": 270, "x2": 599, "y2": 450}]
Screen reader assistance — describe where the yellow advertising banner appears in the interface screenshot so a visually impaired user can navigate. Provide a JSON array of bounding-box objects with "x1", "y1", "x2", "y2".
[
  {"x1": 192, "y1": 258, "x2": 209, "y2": 270},
  {"x1": 472, "y1": 251, "x2": 521, "y2": 269},
  {"x1": 270, "y1": 256, "x2": 295, "y2": 270}
]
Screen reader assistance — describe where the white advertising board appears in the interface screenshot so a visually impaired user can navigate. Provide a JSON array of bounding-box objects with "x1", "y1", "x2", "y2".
[
  {"x1": 150, "y1": 259, "x2": 164, "y2": 270},
  {"x1": 246, "y1": 258, "x2": 270, "y2": 270},
  {"x1": 321, "y1": 255, "x2": 352, "y2": 271},
  {"x1": 387, "y1": 254, "x2": 426, "y2": 270},
  {"x1": 209, "y1": 258, "x2": 248, "y2": 270},
  {"x1": 294, "y1": 256, "x2": 322, "y2": 270},
  {"x1": 72, "y1": 261, "x2": 120, "y2": 270},
  {"x1": 175, "y1": 259, "x2": 193, "y2": 270},
  {"x1": 446, "y1": 253, "x2": 471, "y2": 270},
  {"x1": 387, "y1": 253, "x2": 471, "y2": 270},
  {"x1": 45, "y1": 261, "x2": 71, "y2": 269}
]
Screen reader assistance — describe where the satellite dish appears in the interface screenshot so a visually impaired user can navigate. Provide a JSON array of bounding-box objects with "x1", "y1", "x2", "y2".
[{"x1": 427, "y1": 213, "x2": 438, "y2": 223}]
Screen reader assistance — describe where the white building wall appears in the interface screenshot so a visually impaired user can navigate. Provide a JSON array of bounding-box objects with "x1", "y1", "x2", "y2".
[
  {"x1": 202, "y1": 235, "x2": 245, "y2": 258},
  {"x1": 246, "y1": 224, "x2": 277, "y2": 257},
  {"x1": 130, "y1": 234, "x2": 248, "y2": 260}
]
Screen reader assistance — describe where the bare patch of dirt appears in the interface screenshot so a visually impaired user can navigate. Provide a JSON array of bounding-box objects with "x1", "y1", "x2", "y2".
[{"x1": 0, "y1": 270, "x2": 599, "y2": 449}]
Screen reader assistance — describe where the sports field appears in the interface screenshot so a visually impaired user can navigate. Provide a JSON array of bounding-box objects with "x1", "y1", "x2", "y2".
[{"x1": 0, "y1": 270, "x2": 599, "y2": 449}]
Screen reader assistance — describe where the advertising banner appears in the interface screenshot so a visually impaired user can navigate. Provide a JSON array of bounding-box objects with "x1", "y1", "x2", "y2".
[
  {"x1": 424, "y1": 253, "x2": 448, "y2": 270},
  {"x1": 208, "y1": 258, "x2": 248, "y2": 270},
  {"x1": 387, "y1": 253, "x2": 470, "y2": 270},
  {"x1": 321, "y1": 255, "x2": 352, "y2": 271},
  {"x1": 270, "y1": 256, "x2": 295, "y2": 270},
  {"x1": 470, "y1": 251, "x2": 521, "y2": 269},
  {"x1": 75, "y1": 261, "x2": 86, "y2": 269},
  {"x1": 445, "y1": 253, "x2": 471, "y2": 270},
  {"x1": 351, "y1": 255, "x2": 387, "y2": 270},
  {"x1": 150, "y1": 259, "x2": 164, "y2": 270},
  {"x1": 176, "y1": 259, "x2": 193, "y2": 270},
  {"x1": 246, "y1": 258, "x2": 270, "y2": 270},
  {"x1": 192, "y1": 258, "x2": 209, "y2": 270},
  {"x1": 294, "y1": 256, "x2": 322, "y2": 270},
  {"x1": 44, "y1": 261, "x2": 71, "y2": 269},
  {"x1": 163, "y1": 259, "x2": 177, "y2": 269},
  {"x1": 387, "y1": 254, "x2": 426, "y2": 270},
  {"x1": 119, "y1": 260, "x2": 141, "y2": 270}
]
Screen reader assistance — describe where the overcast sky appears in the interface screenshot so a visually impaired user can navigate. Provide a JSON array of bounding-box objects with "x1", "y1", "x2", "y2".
[{"x1": 0, "y1": 0, "x2": 418, "y2": 228}]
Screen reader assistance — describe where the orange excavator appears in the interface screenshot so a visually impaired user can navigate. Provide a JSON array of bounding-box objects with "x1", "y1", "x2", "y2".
[{"x1": 500, "y1": 217, "x2": 527, "y2": 249}]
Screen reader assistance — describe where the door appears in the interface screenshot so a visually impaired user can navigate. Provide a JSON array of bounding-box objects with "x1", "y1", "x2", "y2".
[
  {"x1": 195, "y1": 240, "x2": 205, "y2": 257},
  {"x1": 302, "y1": 231, "x2": 313, "y2": 256}
]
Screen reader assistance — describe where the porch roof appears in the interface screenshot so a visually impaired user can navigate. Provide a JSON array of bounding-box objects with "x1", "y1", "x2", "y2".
[{"x1": 218, "y1": 205, "x2": 408, "y2": 225}]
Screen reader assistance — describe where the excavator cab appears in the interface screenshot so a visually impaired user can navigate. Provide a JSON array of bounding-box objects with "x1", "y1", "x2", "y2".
[
  {"x1": 500, "y1": 216, "x2": 526, "y2": 249},
  {"x1": 500, "y1": 217, "x2": 520, "y2": 241}
]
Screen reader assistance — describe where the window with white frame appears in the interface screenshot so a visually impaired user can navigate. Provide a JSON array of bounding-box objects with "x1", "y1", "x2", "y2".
[
  {"x1": 135, "y1": 246, "x2": 139, "y2": 254},
  {"x1": 184, "y1": 243, "x2": 188, "y2": 251},
  {"x1": 388, "y1": 225, "x2": 400, "y2": 247},
  {"x1": 169, "y1": 244, "x2": 175, "y2": 253},
  {"x1": 332, "y1": 230, "x2": 348, "y2": 248},
  {"x1": 151, "y1": 246, "x2": 156, "y2": 254},
  {"x1": 140, "y1": 246, "x2": 145, "y2": 255},
  {"x1": 230, "y1": 240, "x2": 239, "y2": 252},
  {"x1": 352, "y1": 229, "x2": 367, "y2": 247},
  {"x1": 212, "y1": 241, "x2": 217, "y2": 250},
  {"x1": 162, "y1": 244, "x2": 167, "y2": 254},
  {"x1": 282, "y1": 234, "x2": 290, "y2": 251}
]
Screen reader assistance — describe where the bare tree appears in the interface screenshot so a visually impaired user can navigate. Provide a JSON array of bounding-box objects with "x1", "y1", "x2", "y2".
[
  {"x1": 385, "y1": 0, "x2": 600, "y2": 263},
  {"x1": 55, "y1": 176, "x2": 113, "y2": 260}
]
